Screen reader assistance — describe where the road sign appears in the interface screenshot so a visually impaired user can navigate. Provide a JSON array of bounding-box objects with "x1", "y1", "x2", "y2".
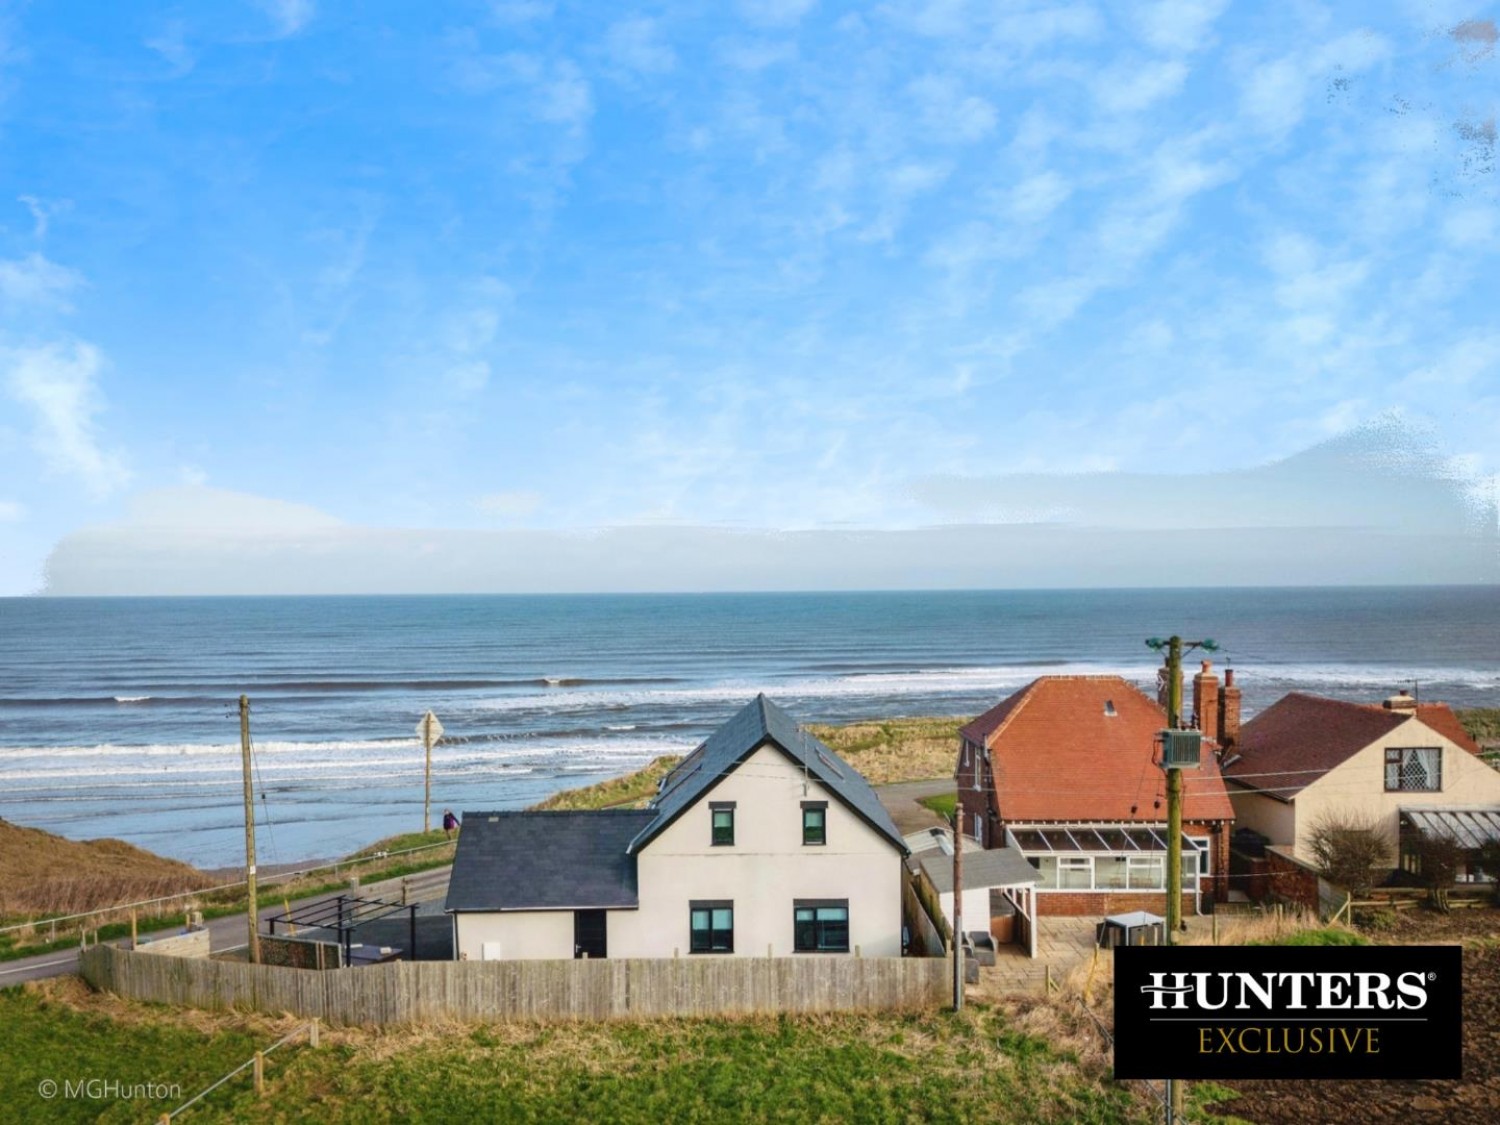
[{"x1": 416, "y1": 711, "x2": 444, "y2": 743}]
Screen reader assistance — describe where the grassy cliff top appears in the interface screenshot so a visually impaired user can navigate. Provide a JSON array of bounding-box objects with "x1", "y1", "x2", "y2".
[{"x1": 0, "y1": 818, "x2": 213, "y2": 917}]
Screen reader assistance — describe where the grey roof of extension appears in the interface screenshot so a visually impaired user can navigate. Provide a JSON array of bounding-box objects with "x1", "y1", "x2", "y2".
[
  {"x1": 627, "y1": 694, "x2": 909, "y2": 856},
  {"x1": 444, "y1": 808, "x2": 656, "y2": 912},
  {"x1": 919, "y1": 846, "x2": 1038, "y2": 893}
]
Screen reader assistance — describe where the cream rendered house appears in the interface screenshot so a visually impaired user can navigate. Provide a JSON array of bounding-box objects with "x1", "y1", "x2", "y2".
[
  {"x1": 446, "y1": 695, "x2": 909, "y2": 961},
  {"x1": 1223, "y1": 691, "x2": 1500, "y2": 877}
]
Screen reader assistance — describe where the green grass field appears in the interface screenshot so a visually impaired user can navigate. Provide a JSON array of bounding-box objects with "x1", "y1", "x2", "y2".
[
  {"x1": 0, "y1": 980, "x2": 1145, "y2": 1124},
  {"x1": 917, "y1": 793, "x2": 957, "y2": 821}
]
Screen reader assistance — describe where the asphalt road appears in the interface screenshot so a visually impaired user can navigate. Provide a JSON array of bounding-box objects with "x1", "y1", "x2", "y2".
[{"x1": 0, "y1": 867, "x2": 451, "y2": 986}]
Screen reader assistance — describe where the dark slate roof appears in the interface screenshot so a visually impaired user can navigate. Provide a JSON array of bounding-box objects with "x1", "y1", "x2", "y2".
[
  {"x1": 445, "y1": 809, "x2": 656, "y2": 912},
  {"x1": 920, "y1": 846, "x2": 1038, "y2": 893},
  {"x1": 629, "y1": 694, "x2": 907, "y2": 856}
]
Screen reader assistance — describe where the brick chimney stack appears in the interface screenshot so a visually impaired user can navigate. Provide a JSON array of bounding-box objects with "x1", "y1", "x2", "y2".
[
  {"x1": 1218, "y1": 668, "x2": 1241, "y2": 753},
  {"x1": 1383, "y1": 690, "x2": 1418, "y2": 714},
  {"x1": 1193, "y1": 660, "x2": 1220, "y2": 743}
]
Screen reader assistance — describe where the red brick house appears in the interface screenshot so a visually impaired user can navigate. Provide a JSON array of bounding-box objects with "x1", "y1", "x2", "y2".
[{"x1": 955, "y1": 673, "x2": 1236, "y2": 917}]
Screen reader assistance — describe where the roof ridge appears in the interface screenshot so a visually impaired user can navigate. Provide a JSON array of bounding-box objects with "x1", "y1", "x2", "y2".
[
  {"x1": 461, "y1": 808, "x2": 655, "y2": 817},
  {"x1": 982, "y1": 677, "x2": 1044, "y2": 747}
]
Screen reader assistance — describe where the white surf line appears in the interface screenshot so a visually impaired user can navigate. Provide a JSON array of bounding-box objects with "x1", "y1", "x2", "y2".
[{"x1": 0, "y1": 955, "x2": 78, "y2": 976}]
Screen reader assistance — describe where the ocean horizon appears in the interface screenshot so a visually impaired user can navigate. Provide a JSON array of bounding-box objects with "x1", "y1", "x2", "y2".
[{"x1": 3, "y1": 586, "x2": 1496, "y2": 868}]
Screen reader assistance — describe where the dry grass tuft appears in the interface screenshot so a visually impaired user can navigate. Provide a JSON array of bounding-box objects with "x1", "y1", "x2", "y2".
[
  {"x1": 1180, "y1": 908, "x2": 1324, "y2": 946},
  {"x1": 532, "y1": 755, "x2": 683, "y2": 811},
  {"x1": 808, "y1": 717, "x2": 966, "y2": 785}
]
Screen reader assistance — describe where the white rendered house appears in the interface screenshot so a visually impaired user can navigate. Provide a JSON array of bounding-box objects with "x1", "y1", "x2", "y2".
[{"x1": 446, "y1": 695, "x2": 910, "y2": 961}]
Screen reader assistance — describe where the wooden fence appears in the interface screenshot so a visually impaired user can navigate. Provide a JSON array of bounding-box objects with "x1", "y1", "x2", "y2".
[{"x1": 79, "y1": 945, "x2": 947, "y2": 1027}]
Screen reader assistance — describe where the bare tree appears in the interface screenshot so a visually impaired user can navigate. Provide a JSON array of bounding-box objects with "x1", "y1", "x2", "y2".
[{"x1": 1306, "y1": 811, "x2": 1392, "y2": 896}]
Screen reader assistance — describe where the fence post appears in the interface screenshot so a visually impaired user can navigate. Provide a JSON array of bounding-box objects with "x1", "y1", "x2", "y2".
[
  {"x1": 1044, "y1": 963, "x2": 1052, "y2": 993},
  {"x1": 253, "y1": 1051, "x2": 264, "y2": 1096},
  {"x1": 309, "y1": 1018, "x2": 320, "y2": 1049}
]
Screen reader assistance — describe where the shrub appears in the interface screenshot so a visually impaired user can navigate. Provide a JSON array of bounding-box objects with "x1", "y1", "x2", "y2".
[
  {"x1": 1352, "y1": 908, "x2": 1398, "y2": 933},
  {"x1": 1306, "y1": 811, "x2": 1392, "y2": 896}
]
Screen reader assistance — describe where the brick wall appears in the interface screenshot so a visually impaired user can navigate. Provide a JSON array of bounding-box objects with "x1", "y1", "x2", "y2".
[
  {"x1": 1264, "y1": 846, "x2": 1319, "y2": 910},
  {"x1": 1037, "y1": 891, "x2": 1197, "y2": 917}
]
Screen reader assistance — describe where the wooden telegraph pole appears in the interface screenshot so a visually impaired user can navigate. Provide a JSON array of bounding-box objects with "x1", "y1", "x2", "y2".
[
  {"x1": 417, "y1": 711, "x2": 444, "y2": 834},
  {"x1": 1164, "y1": 636, "x2": 1184, "y2": 944},
  {"x1": 1146, "y1": 634, "x2": 1217, "y2": 1125},
  {"x1": 952, "y1": 803, "x2": 964, "y2": 1011},
  {"x1": 240, "y1": 694, "x2": 260, "y2": 964}
]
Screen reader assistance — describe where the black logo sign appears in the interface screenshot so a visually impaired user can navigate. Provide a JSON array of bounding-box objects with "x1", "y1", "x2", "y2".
[{"x1": 1113, "y1": 945, "x2": 1462, "y2": 1080}]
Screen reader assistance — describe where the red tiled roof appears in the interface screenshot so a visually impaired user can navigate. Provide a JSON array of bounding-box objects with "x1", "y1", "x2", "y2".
[
  {"x1": 1412, "y1": 704, "x2": 1482, "y2": 756},
  {"x1": 1225, "y1": 694, "x2": 1485, "y2": 801},
  {"x1": 960, "y1": 676, "x2": 1235, "y2": 824},
  {"x1": 1223, "y1": 693, "x2": 1406, "y2": 801}
]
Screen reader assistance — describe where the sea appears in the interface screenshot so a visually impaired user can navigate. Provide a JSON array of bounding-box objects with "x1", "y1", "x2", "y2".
[{"x1": 1, "y1": 588, "x2": 1496, "y2": 869}]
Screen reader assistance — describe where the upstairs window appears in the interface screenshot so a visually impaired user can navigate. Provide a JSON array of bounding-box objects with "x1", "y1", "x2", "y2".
[
  {"x1": 802, "y1": 801, "x2": 827, "y2": 846},
  {"x1": 689, "y1": 901, "x2": 734, "y2": 953},
  {"x1": 710, "y1": 802, "x2": 735, "y2": 846},
  {"x1": 1385, "y1": 747, "x2": 1441, "y2": 792},
  {"x1": 793, "y1": 900, "x2": 849, "y2": 952}
]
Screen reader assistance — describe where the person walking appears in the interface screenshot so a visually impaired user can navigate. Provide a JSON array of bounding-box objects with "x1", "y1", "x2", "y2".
[{"x1": 442, "y1": 809, "x2": 459, "y2": 840}]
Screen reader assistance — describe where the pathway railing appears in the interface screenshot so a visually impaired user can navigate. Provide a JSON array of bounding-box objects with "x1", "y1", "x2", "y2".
[{"x1": 1, "y1": 840, "x2": 455, "y2": 942}]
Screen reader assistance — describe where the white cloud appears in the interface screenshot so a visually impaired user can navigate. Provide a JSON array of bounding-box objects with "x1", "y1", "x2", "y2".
[
  {"x1": 539, "y1": 60, "x2": 593, "y2": 127},
  {"x1": 1133, "y1": 0, "x2": 1228, "y2": 53},
  {"x1": 145, "y1": 20, "x2": 194, "y2": 74},
  {"x1": 18, "y1": 196, "x2": 68, "y2": 241},
  {"x1": 717, "y1": 38, "x2": 797, "y2": 72},
  {"x1": 475, "y1": 490, "x2": 543, "y2": 518},
  {"x1": 0, "y1": 499, "x2": 24, "y2": 521},
  {"x1": 445, "y1": 360, "x2": 491, "y2": 396},
  {"x1": 258, "y1": 0, "x2": 314, "y2": 38},
  {"x1": 908, "y1": 74, "x2": 997, "y2": 142},
  {"x1": 3, "y1": 341, "x2": 130, "y2": 499},
  {"x1": 455, "y1": 45, "x2": 594, "y2": 132},
  {"x1": 739, "y1": 0, "x2": 817, "y2": 28},
  {"x1": 605, "y1": 17, "x2": 675, "y2": 75},
  {"x1": 1094, "y1": 59, "x2": 1188, "y2": 115},
  {"x1": 1239, "y1": 32, "x2": 1391, "y2": 139},
  {"x1": 1239, "y1": 55, "x2": 1307, "y2": 136},
  {"x1": 1008, "y1": 171, "x2": 1072, "y2": 222},
  {"x1": 125, "y1": 486, "x2": 343, "y2": 532},
  {"x1": 0, "y1": 252, "x2": 84, "y2": 310}
]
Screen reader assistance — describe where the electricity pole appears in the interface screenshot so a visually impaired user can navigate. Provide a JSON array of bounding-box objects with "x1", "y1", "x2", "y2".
[
  {"x1": 1164, "y1": 636, "x2": 1184, "y2": 943},
  {"x1": 239, "y1": 694, "x2": 260, "y2": 965},
  {"x1": 1144, "y1": 634, "x2": 1217, "y2": 1125},
  {"x1": 952, "y1": 802, "x2": 964, "y2": 1011}
]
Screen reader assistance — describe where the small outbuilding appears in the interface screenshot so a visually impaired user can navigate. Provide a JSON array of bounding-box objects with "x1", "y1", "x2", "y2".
[{"x1": 1095, "y1": 910, "x2": 1165, "y2": 948}]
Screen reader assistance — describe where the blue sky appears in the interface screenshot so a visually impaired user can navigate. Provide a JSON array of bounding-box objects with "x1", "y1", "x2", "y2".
[{"x1": 1, "y1": 1, "x2": 1497, "y2": 594}]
